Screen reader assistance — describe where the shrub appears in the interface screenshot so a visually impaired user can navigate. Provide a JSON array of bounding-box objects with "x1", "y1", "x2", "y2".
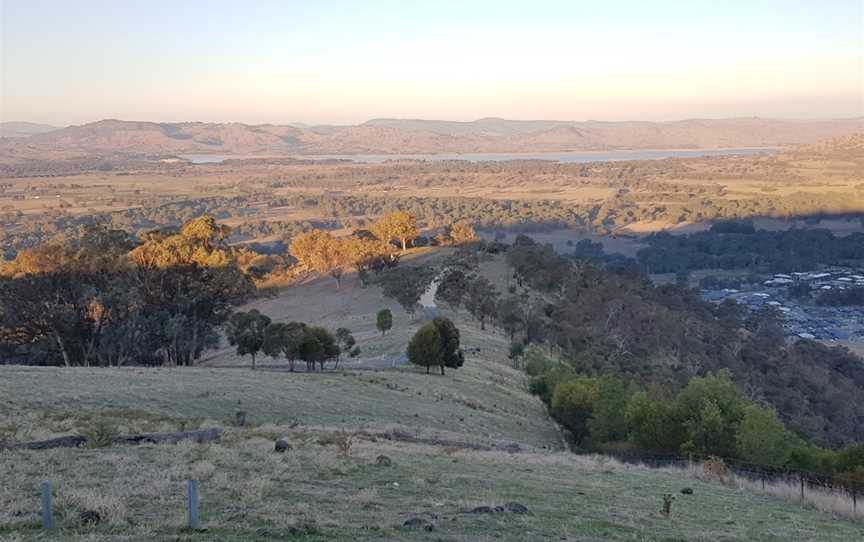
[
  {"x1": 551, "y1": 377, "x2": 601, "y2": 444},
  {"x1": 81, "y1": 418, "x2": 118, "y2": 448}
]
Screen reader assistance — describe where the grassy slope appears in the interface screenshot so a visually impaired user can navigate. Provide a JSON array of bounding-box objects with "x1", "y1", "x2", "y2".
[
  {"x1": 3, "y1": 435, "x2": 861, "y2": 542},
  {"x1": 1, "y1": 248, "x2": 862, "y2": 540}
]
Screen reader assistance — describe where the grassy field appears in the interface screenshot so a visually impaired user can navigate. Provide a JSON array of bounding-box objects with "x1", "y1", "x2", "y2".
[
  {"x1": 2, "y1": 251, "x2": 863, "y2": 540},
  {"x1": 2, "y1": 421, "x2": 862, "y2": 541}
]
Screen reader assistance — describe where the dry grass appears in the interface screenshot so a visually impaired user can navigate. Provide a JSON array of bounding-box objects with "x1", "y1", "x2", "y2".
[
  {"x1": 664, "y1": 460, "x2": 864, "y2": 523},
  {"x1": 2, "y1": 426, "x2": 862, "y2": 541},
  {"x1": 2, "y1": 240, "x2": 863, "y2": 539}
]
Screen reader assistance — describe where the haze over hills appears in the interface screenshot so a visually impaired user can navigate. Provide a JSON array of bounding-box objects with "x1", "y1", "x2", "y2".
[
  {"x1": 0, "y1": 121, "x2": 62, "y2": 139},
  {"x1": 0, "y1": 117, "x2": 862, "y2": 159}
]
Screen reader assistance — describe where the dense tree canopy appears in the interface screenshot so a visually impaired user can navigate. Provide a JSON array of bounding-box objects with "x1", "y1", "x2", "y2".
[
  {"x1": 503, "y1": 235, "x2": 864, "y2": 448},
  {"x1": 0, "y1": 217, "x2": 254, "y2": 366}
]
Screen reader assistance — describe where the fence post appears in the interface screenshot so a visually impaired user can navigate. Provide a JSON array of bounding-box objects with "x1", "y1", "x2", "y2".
[
  {"x1": 761, "y1": 473, "x2": 765, "y2": 490},
  {"x1": 187, "y1": 480, "x2": 199, "y2": 530},
  {"x1": 41, "y1": 481, "x2": 54, "y2": 529},
  {"x1": 853, "y1": 483, "x2": 858, "y2": 515},
  {"x1": 799, "y1": 474, "x2": 805, "y2": 501}
]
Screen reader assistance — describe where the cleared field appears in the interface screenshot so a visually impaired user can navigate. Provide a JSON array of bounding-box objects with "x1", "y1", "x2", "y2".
[
  {"x1": 2, "y1": 425, "x2": 861, "y2": 541},
  {"x1": 0, "y1": 356, "x2": 561, "y2": 450},
  {"x1": 1, "y1": 265, "x2": 862, "y2": 540}
]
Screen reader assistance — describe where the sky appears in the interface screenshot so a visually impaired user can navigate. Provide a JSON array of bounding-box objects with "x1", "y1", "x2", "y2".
[{"x1": 1, "y1": 0, "x2": 862, "y2": 126}]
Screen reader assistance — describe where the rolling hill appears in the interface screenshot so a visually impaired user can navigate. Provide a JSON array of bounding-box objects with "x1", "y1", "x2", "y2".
[
  {"x1": 1, "y1": 117, "x2": 861, "y2": 159},
  {"x1": 2, "y1": 248, "x2": 862, "y2": 539},
  {"x1": 0, "y1": 121, "x2": 61, "y2": 138}
]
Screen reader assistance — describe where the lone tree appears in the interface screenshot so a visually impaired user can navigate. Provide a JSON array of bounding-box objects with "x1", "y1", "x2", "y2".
[
  {"x1": 376, "y1": 309, "x2": 393, "y2": 336},
  {"x1": 408, "y1": 322, "x2": 443, "y2": 375},
  {"x1": 407, "y1": 317, "x2": 464, "y2": 375},
  {"x1": 224, "y1": 309, "x2": 271, "y2": 370}
]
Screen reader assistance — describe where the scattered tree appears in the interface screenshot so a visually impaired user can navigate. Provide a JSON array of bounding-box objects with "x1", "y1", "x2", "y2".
[
  {"x1": 448, "y1": 220, "x2": 480, "y2": 245},
  {"x1": 376, "y1": 309, "x2": 393, "y2": 336},
  {"x1": 334, "y1": 327, "x2": 356, "y2": 368},
  {"x1": 262, "y1": 321, "x2": 306, "y2": 372},
  {"x1": 408, "y1": 322, "x2": 443, "y2": 375},
  {"x1": 432, "y1": 317, "x2": 464, "y2": 371},
  {"x1": 225, "y1": 309, "x2": 271, "y2": 369},
  {"x1": 370, "y1": 211, "x2": 418, "y2": 251}
]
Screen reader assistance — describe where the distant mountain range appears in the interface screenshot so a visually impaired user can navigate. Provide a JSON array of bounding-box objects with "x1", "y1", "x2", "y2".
[
  {"x1": 1, "y1": 117, "x2": 862, "y2": 158},
  {"x1": 0, "y1": 121, "x2": 61, "y2": 138}
]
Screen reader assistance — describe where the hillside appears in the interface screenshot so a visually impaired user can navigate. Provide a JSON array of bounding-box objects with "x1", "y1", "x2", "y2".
[
  {"x1": 0, "y1": 121, "x2": 61, "y2": 138},
  {"x1": 2, "y1": 251, "x2": 862, "y2": 540},
  {"x1": 1, "y1": 117, "x2": 861, "y2": 159}
]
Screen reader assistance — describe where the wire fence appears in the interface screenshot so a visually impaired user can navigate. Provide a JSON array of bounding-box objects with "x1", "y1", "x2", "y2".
[{"x1": 605, "y1": 451, "x2": 861, "y2": 518}]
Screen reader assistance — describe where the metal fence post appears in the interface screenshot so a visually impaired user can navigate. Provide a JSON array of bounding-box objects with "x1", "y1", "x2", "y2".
[
  {"x1": 41, "y1": 481, "x2": 54, "y2": 529},
  {"x1": 187, "y1": 480, "x2": 199, "y2": 529}
]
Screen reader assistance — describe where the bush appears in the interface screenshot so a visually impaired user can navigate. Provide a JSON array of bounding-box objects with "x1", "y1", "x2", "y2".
[
  {"x1": 81, "y1": 418, "x2": 118, "y2": 449},
  {"x1": 551, "y1": 377, "x2": 601, "y2": 444},
  {"x1": 522, "y1": 346, "x2": 558, "y2": 377}
]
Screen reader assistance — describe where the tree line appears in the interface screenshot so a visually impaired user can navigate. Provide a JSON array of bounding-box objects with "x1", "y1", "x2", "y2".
[
  {"x1": 0, "y1": 217, "x2": 255, "y2": 366},
  {"x1": 0, "y1": 209, "x2": 473, "y2": 367},
  {"x1": 523, "y1": 349, "x2": 864, "y2": 488},
  {"x1": 225, "y1": 309, "x2": 359, "y2": 371},
  {"x1": 638, "y1": 223, "x2": 864, "y2": 274}
]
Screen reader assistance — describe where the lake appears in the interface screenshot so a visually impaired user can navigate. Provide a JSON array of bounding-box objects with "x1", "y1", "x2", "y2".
[{"x1": 179, "y1": 147, "x2": 777, "y2": 165}]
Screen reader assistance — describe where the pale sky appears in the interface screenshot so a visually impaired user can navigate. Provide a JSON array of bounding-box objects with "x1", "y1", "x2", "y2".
[{"x1": 1, "y1": 0, "x2": 862, "y2": 126}]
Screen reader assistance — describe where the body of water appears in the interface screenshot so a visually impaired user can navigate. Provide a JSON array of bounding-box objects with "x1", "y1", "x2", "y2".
[{"x1": 179, "y1": 147, "x2": 777, "y2": 165}]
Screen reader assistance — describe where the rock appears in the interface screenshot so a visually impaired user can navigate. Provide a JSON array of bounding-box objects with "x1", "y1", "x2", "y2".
[
  {"x1": 402, "y1": 512, "x2": 437, "y2": 530},
  {"x1": 469, "y1": 506, "x2": 494, "y2": 514},
  {"x1": 274, "y1": 438, "x2": 291, "y2": 453},
  {"x1": 504, "y1": 502, "x2": 529, "y2": 514},
  {"x1": 376, "y1": 455, "x2": 392, "y2": 467},
  {"x1": 403, "y1": 517, "x2": 430, "y2": 530},
  {"x1": 680, "y1": 487, "x2": 694, "y2": 495},
  {"x1": 234, "y1": 411, "x2": 247, "y2": 427}
]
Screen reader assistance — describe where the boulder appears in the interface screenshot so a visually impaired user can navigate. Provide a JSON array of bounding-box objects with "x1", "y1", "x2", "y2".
[
  {"x1": 504, "y1": 502, "x2": 529, "y2": 514},
  {"x1": 375, "y1": 455, "x2": 392, "y2": 467},
  {"x1": 274, "y1": 438, "x2": 291, "y2": 453}
]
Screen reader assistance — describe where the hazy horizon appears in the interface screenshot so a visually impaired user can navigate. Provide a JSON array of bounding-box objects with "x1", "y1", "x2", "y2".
[
  {"x1": 3, "y1": 113, "x2": 864, "y2": 130},
  {"x1": 2, "y1": 0, "x2": 863, "y2": 126}
]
